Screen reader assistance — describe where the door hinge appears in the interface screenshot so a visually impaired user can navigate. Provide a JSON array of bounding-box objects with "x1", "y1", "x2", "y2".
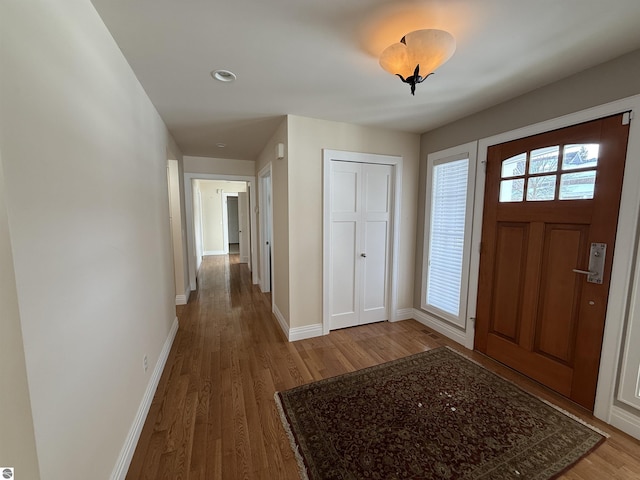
[{"x1": 623, "y1": 111, "x2": 634, "y2": 125}]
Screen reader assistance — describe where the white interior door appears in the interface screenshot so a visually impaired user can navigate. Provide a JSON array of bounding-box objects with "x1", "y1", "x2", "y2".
[
  {"x1": 360, "y1": 164, "x2": 392, "y2": 324},
  {"x1": 329, "y1": 160, "x2": 392, "y2": 330},
  {"x1": 330, "y1": 161, "x2": 360, "y2": 329},
  {"x1": 259, "y1": 169, "x2": 272, "y2": 293},
  {"x1": 238, "y1": 191, "x2": 249, "y2": 264}
]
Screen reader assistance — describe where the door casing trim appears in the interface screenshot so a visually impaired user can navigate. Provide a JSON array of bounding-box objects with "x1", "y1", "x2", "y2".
[{"x1": 257, "y1": 163, "x2": 274, "y2": 301}]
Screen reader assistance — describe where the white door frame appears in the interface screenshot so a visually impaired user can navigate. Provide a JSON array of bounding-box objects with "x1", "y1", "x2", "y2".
[
  {"x1": 258, "y1": 163, "x2": 274, "y2": 298},
  {"x1": 194, "y1": 188, "x2": 204, "y2": 269},
  {"x1": 184, "y1": 173, "x2": 258, "y2": 290},
  {"x1": 322, "y1": 149, "x2": 403, "y2": 335},
  {"x1": 465, "y1": 95, "x2": 640, "y2": 430}
]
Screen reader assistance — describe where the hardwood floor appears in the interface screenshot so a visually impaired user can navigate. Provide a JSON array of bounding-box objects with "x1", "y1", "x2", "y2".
[{"x1": 126, "y1": 255, "x2": 640, "y2": 479}]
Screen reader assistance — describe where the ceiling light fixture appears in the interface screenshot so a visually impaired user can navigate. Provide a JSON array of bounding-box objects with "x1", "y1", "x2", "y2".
[
  {"x1": 379, "y1": 29, "x2": 455, "y2": 96},
  {"x1": 216, "y1": 142, "x2": 226, "y2": 148},
  {"x1": 211, "y1": 69, "x2": 237, "y2": 82}
]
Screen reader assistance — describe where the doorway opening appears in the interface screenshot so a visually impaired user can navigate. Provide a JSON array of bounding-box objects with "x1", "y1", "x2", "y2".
[
  {"x1": 222, "y1": 193, "x2": 239, "y2": 255},
  {"x1": 184, "y1": 174, "x2": 258, "y2": 292}
]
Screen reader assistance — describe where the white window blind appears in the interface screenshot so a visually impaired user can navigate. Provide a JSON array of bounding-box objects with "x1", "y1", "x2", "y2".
[
  {"x1": 422, "y1": 142, "x2": 476, "y2": 331},
  {"x1": 426, "y1": 158, "x2": 469, "y2": 317}
]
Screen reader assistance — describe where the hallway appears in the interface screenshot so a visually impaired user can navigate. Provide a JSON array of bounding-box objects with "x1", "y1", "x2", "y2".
[{"x1": 126, "y1": 256, "x2": 640, "y2": 479}]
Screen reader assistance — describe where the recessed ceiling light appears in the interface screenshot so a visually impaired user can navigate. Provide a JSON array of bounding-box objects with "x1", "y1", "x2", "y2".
[
  {"x1": 216, "y1": 143, "x2": 226, "y2": 148},
  {"x1": 211, "y1": 69, "x2": 236, "y2": 82}
]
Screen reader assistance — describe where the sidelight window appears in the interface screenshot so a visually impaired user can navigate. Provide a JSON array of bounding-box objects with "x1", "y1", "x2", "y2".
[{"x1": 422, "y1": 142, "x2": 477, "y2": 328}]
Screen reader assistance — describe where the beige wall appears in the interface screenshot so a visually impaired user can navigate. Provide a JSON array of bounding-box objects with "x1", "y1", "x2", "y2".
[
  {"x1": 287, "y1": 115, "x2": 421, "y2": 329},
  {"x1": 1, "y1": 1, "x2": 179, "y2": 478},
  {"x1": 256, "y1": 118, "x2": 290, "y2": 322},
  {"x1": 184, "y1": 155, "x2": 255, "y2": 176},
  {"x1": 197, "y1": 180, "x2": 247, "y2": 253},
  {"x1": 415, "y1": 48, "x2": 640, "y2": 306},
  {"x1": 0, "y1": 151, "x2": 40, "y2": 478}
]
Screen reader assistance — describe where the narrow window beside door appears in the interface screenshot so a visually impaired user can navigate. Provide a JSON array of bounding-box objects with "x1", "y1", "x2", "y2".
[{"x1": 422, "y1": 143, "x2": 477, "y2": 329}]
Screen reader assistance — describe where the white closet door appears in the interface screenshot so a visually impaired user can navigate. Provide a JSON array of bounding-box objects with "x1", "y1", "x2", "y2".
[
  {"x1": 329, "y1": 161, "x2": 391, "y2": 330},
  {"x1": 361, "y1": 164, "x2": 392, "y2": 324},
  {"x1": 330, "y1": 161, "x2": 361, "y2": 329}
]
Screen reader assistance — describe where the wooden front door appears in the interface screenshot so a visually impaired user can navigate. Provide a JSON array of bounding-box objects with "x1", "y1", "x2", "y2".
[{"x1": 475, "y1": 114, "x2": 630, "y2": 410}]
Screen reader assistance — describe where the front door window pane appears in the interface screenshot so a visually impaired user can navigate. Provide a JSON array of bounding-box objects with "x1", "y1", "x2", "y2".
[
  {"x1": 562, "y1": 144, "x2": 599, "y2": 170},
  {"x1": 559, "y1": 171, "x2": 596, "y2": 200},
  {"x1": 502, "y1": 153, "x2": 526, "y2": 178},
  {"x1": 526, "y1": 175, "x2": 556, "y2": 201},
  {"x1": 500, "y1": 179, "x2": 524, "y2": 202},
  {"x1": 529, "y1": 146, "x2": 559, "y2": 174}
]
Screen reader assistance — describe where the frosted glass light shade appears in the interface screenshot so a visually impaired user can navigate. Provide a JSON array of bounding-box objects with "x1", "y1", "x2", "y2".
[{"x1": 379, "y1": 29, "x2": 456, "y2": 79}]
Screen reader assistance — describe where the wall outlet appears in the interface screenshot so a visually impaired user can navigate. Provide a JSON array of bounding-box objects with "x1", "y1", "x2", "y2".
[{"x1": 143, "y1": 355, "x2": 148, "y2": 372}]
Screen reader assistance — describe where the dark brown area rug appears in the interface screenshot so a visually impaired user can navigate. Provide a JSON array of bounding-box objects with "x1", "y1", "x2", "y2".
[{"x1": 275, "y1": 346, "x2": 605, "y2": 480}]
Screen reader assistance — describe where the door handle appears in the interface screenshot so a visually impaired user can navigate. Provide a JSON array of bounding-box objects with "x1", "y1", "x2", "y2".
[
  {"x1": 360, "y1": 253, "x2": 367, "y2": 258},
  {"x1": 573, "y1": 243, "x2": 606, "y2": 284},
  {"x1": 572, "y1": 269, "x2": 595, "y2": 276}
]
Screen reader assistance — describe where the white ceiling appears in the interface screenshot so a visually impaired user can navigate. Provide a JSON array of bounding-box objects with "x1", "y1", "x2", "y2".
[{"x1": 91, "y1": 0, "x2": 640, "y2": 161}]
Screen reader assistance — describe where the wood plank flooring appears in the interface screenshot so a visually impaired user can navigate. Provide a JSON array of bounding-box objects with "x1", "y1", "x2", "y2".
[{"x1": 126, "y1": 255, "x2": 640, "y2": 479}]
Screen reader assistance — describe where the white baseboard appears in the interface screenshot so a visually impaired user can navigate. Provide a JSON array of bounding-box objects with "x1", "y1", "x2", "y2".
[
  {"x1": 412, "y1": 308, "x2": 467, "y2": 346},
  {"x1": 609, "y1": 405, "x2": 640, "y2": 440},
  {"x1": 110, "y1": 317, "x2": 179, "y2": 480},
  {"x1": 271, "y1": 305, "x2": 324, "y2": 341},
  {"x1": 278, "y1": 309, "x2": 410, "y2": 342},
  {"x1": 394, "y1": 308, "x2": 414, "y2": 321},
  {"x1": 289, "y1": 323, "x2": 324, "y2": 341},
  {"x1": 272, "y1": 303, "x2": 289, "y2": 339},
  {"x1": 175, "y1": 287, "x2": 190, "y2": 306},
  {"x1": 203, "y1": 250, "x2": 226, "y2": 256}
]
